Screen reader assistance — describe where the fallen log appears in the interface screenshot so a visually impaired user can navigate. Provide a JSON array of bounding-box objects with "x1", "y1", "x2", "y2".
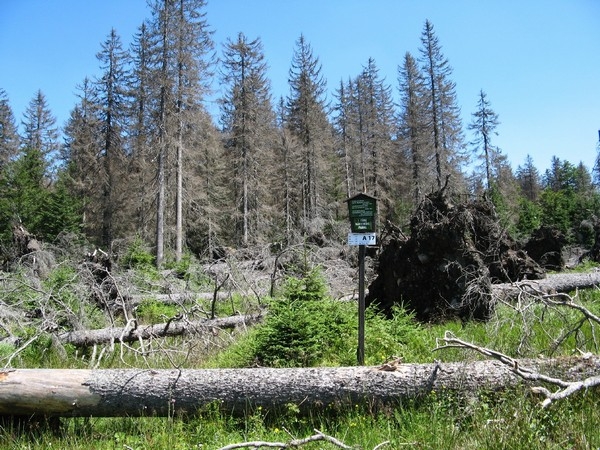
[
  {"x1": 0, "y1": 356, "x2": 598, "y2": 417},
  {"x1": 58, "y1": 314, "x2": 262, "y2": 347},
  {"x1": 492, "y1": 271, "x2": 600, "y2": 301}
]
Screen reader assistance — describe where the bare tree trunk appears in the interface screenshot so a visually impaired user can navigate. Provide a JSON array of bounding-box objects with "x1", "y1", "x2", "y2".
[
  {"x1": 0, "y1": 356, "x2": 597, "y2": 417},
  {"x1": 492, "y1": 271, "x2": 600, "y2": 301},
  {"x1": 58, "y1": 314, "x2": 261, "y2": 347}
]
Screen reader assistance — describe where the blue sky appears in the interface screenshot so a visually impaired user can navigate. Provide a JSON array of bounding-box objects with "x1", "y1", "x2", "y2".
[{"x1": 1, "y1": 0, "x2": 599, "y2": 174}]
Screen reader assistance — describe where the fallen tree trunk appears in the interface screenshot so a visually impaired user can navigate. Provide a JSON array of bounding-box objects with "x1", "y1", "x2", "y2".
[
  {"x1": 58, "y1": 314, "x2": 262, "y2": 347},
  {"x1": 492, "y1": 271, "x2": 600, "y2": 301},
  {"x1": 0, "y1": 356, "x2": 598, "y2": 417}
]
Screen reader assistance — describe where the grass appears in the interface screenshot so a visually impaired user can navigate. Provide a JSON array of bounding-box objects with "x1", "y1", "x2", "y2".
[
  {"x1": 1, "y1": 390, "x2": 599, "y2": 449},
  {"x1": 2, "y1": 262, "x2": 600, "y2": 448}
]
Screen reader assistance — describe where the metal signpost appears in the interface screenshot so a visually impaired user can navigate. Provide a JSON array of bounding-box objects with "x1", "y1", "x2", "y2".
[{"x1": 346, "y1": 193, "x2": 377, "y2": 365}]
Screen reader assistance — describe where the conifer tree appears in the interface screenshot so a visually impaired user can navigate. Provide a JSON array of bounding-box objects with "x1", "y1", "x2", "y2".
[
  {"x1": 95, "y1": 28, "x2": 131, "y2": 247},
  {"x1": 354, "y1": 59, "x2": 395, "y2": 212},
  {"x1": 397, "y1": 52, "x2": 429, "y2": 206},
  {"x1": 128, "y1": 21, "x2": 156, "y2": 241},
  {"x1": 21, "y1": 90, "x2": 60, "y2": 178},
  {"x1": 5, "y1": 146, "x2": 48, "y2": 237},
  {"x1": 273, "y1": 97, "x2": 300, "y2": 245},
  {"x1": 468, "y1": 90, "x2": 500, "y2": 190},
  {"x1": 147, "y1": 0, "x2": 214, "y2": 265},
  {"x1": 419, "y1": 20, "x2": 465, "y2": 191},
  {"x1": 515, "y1": 154, "x2": 542, "y2": 201},
  {"x1": 333, "y1": 59, "x2": 396, "y2": 221},
  {"x1": 332, "y1": 79, "x2": 356, "y2": 199},
  {"x1": 220, "y1": 33, "x2": 276, "y2": 246},
  {"x1": 0, "y1": 89, "x2": 20, "y2": 168},
  {"x1": 286, "y1": 35, "x2": 333, "y2": 229},
  {"x1": 63, "y1": 78, "x2": 103, "y2": 241}
]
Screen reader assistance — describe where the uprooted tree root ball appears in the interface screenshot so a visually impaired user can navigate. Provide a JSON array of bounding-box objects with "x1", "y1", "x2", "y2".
[{"x1": 367, "y1": 189, "x2": 545, "y2": 322}]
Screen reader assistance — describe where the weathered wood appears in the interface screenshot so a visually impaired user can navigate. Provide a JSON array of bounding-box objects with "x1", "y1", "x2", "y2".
[
  {"x1": 0, "y1": 356, "x2": 598, "y2": 417},
  {"x1": 58, "y1": 314, "x2": 262, "y2": 347},
  {"x1": 492, "y1": 271, "x2": 600, "y2": 301}
]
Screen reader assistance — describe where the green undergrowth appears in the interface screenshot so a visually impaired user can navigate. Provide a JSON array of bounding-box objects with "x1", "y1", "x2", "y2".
[
  {"x1": 2, "y1": 263, "x2": 600, "y2": 447},
  {"x1": 2, "y1": 389, "x2": 599, "y2": 449}
]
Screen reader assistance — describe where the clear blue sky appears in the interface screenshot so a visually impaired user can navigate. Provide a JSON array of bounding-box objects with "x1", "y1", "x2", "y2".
[{"x1": 1, "y1": 0, "x2": 599, "y2": 174}]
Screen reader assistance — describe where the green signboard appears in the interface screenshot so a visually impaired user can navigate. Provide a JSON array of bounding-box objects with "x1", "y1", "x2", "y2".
[{"x1": 346, "y1": 194, "x2": 377, "y2": 233}]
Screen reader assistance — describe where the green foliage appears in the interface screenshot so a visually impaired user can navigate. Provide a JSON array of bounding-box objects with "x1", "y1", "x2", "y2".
[
  {"x1": 164, "y1": 252, "x2": 192, "y2": 279},
  {"x1": 135, "y1": 299, "x2": 179, "y2": 323},
  {"x1": 515, "y1": 197, "x2": 542, "y2": 237},
  {"x1": 41, "y1": 170, "x2": 83, "y2": 241},
  {"x1": 279, "y1": 265, "x2": 328, "y2": 302},
  {"x1": 363, "y1": 306, "x2": 427, "y2": 364},
  {"x1": 0, "y1": 147, "x2": 48, "y2": 241},
  {"x1": 121, "y1": 237, "x2": 156, "y2": 270},
  {"x1": 253, "y1": 296, "x2": 354, "y2": 367},
  {"x1": 538, "y1": 188, "x2": 574, "y2": 235},
  {"x1": 211, "y1": 267, "x2": 428, "y2": 368}
]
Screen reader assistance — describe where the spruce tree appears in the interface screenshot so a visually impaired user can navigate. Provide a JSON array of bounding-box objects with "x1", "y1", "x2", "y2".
[
  {"x1": 286, "y1": 35, "x2": 333, "y2": 229},
  {"x1": 468, "y1": 90, "x2": 500, "y2": 190},
  {"x1": 21, "y1": 90, "x2": 60, "y2": 179},
  {"x1": 220, "y1": 33, "x2": 277, "y2": 246},
  {"x1": 397, "y1": 52, "x2": 429, "y2": 206},
  {"x1": 63, "y1": 78, "x2": 103, "y2": 242},
  {"x1": 354, "y1": 59, "x2": 395, "y2": 216},
  {"x1": 419, "y1": 20, "x2": 465, "y2": 192},
  {"x1": 128, "y1": 22, "x2": 156, "y2": 241},
  {"x1": 332, "y1": 78, "x2": 357, "y2": 199},
  {"x1": 0, "y1": 89, "x2": 20, "y2": 168},
  {"x1": 95, "y1": 28, "x2": 131, "y2": 247},
  {"x1": 515, "y1": 154, "x2": 541, "y2": 201},
  {"x1": 147, "y1": 0, "x2": 214, "y2": 265}
]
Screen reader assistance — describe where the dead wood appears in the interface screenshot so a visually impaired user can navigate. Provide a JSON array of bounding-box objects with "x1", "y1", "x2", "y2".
[
  {"x1": 367, "y1": 190, "x2": 544, "y2": 322},
  {"x1": 436, "y1": 331, "x2": 600, "y2": 407},
  {"x1": 218, "y1": 429, "x2": 378, "y2": 450},
  {"x1": 58, "y1": 314, "x2": 262, "y2": 347},
  {"x1": 0, "y1": 357, "x2": 598, "y2": 417},
  {"x1": 492, "y1": 271, "x2": 600, "y2": 302}
]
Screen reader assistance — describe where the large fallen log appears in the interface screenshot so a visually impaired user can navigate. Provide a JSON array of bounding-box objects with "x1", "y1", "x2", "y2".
[
  {"x1": 58, "y1": 314, "x2": 262, "y2": 347},
  {"x1": 0, "y1": 356, "x2": 598, "y2": 417},
  {"x1": 492, "y1": 271, "x2": 600, "y2": 301}
]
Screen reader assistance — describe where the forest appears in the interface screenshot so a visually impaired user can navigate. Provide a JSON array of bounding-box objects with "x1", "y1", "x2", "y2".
[
  {"x1": 2, "y1": 0, "x2": 600, "y2": 448},
  {"x1": 0, "y1": 1, "x2": 598, "y2": 261}
]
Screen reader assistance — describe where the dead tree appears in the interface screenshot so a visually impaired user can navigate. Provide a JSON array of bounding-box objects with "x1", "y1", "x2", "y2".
[
  {"x1": 58, "y1": 314, "x2": 262, "y2": 347},
  {"x1": 0, "y1": 357, "x2": 598, "y2": 417}
]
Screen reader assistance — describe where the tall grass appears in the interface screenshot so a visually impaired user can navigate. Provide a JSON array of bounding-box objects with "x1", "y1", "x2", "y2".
[
  {"x1": 2, "y1": 390, "x2": 599, "y2": 449},
  {"x1": 2, "y1": 263, "x2": 600, "y2": 448}
]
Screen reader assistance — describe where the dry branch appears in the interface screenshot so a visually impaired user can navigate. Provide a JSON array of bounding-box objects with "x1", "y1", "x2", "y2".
[
  {"x1": 1, "y1": 357, "x2": 599, "y2": 417},
  {"x1": 58, "y1": 314, "x2": 262, "y2": 347},
  {"x1": 218, "y1": 429, "x2": 361, "y2": 449},
  {"x1": 436, "y1": 331, "x2": 600, "y2": 407}
]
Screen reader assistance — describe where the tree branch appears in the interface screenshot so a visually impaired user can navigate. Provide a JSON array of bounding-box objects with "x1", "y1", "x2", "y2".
[
  {"x1": 435, "y1": 331, "x2": 600, "y2": 407},
  {"x1": 217, "y1": 428, "x2": 389, "y2": 449}
]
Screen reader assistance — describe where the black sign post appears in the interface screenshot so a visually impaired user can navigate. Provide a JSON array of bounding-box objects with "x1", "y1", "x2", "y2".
[{"x1": 346, "y1": 193, "x2": 377, "y2": 365}]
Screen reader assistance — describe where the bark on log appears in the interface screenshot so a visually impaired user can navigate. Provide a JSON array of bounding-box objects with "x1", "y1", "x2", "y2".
[
  {"x1": 0, "y1": 356, "x2": 598, "y2": 417},
  {"x1": 492, "y1": 271, "x2": 600, "y2": 301},
  {"x1": 58, "y1": 314, "x2": 262, "y2": 347}
]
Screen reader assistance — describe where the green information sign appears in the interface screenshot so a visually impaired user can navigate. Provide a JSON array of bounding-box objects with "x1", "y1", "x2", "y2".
[
  {"x1": 345, "y1": 193, "x2": 378, "y2": 365},
  {"x1": 346, "y1": 193, "x2": 377, "y2": 233}
]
